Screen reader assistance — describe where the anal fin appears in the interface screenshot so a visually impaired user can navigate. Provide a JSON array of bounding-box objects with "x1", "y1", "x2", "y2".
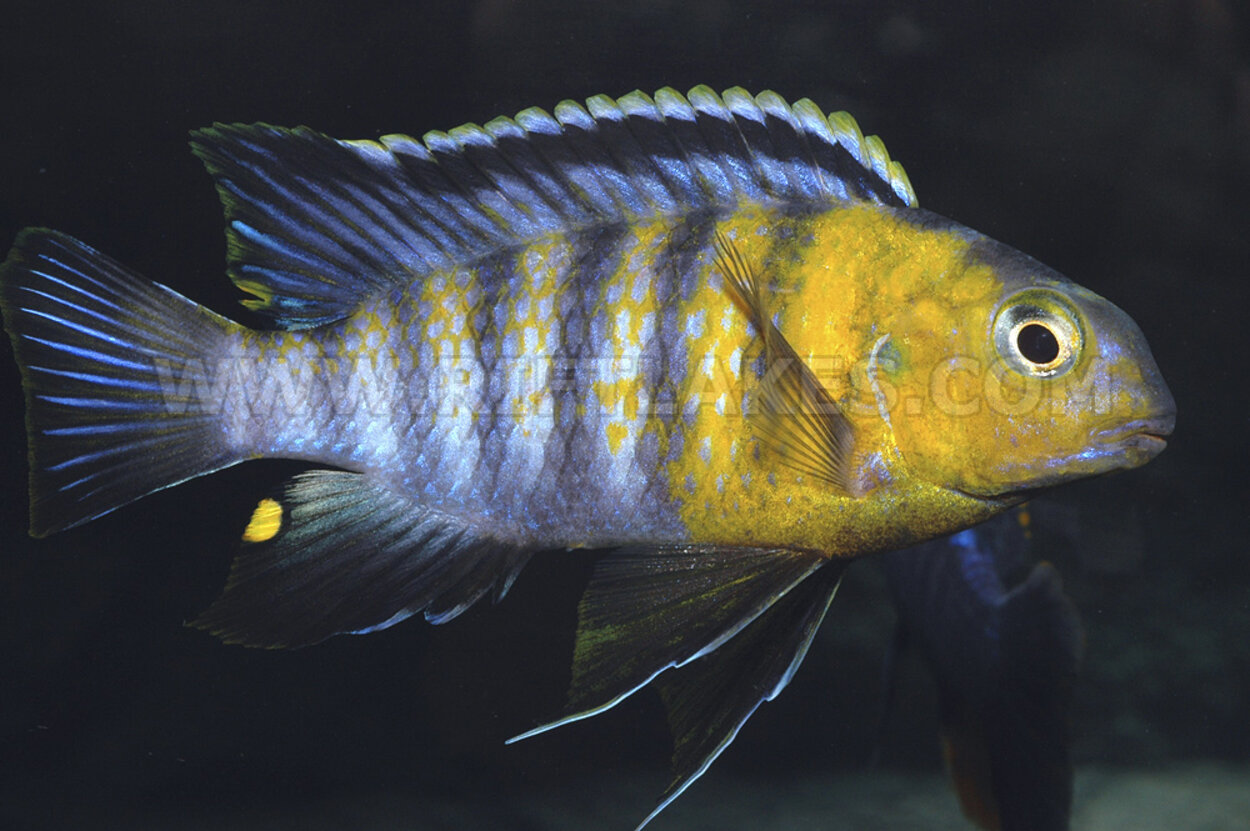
[{"x1": 191, "y1": 470, "x2": 530, "y2": 648}]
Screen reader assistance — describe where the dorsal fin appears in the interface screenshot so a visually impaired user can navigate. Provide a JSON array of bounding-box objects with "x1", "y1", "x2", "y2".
[{"x1": 190, "y1": 86, "x2": 917, "y2": 328}]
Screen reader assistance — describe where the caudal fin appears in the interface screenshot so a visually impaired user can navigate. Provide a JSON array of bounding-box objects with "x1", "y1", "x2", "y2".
[{"x1": 1, "y1": 229, "x2": 242, "y2": 536}]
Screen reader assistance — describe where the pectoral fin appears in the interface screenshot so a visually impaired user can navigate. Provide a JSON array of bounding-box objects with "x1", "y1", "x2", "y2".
[
  {"x1": 714, "y1": 232, "x2": 856, "y2": 494},
  {"x1": 508, "y1": 545, "x2": 827, "y2": 741}
]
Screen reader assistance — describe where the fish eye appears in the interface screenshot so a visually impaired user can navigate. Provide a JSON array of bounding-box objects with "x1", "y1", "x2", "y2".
[
  {"x1": 992, "y1": 289, "x2": 1083, "y2": 377},
  {"x1": 1016, "y1": 322, "x2": 1059, "y2": 364}
]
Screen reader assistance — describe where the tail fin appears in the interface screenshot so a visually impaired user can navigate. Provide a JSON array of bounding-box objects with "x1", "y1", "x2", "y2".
[{"x1": 1, "y1": 229, "x2": 243, "y2": 536}]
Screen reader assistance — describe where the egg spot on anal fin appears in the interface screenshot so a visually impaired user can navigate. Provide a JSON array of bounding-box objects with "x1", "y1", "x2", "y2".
[{"x1": 242, "y1": 497, "x2": 283, "y2": 543}]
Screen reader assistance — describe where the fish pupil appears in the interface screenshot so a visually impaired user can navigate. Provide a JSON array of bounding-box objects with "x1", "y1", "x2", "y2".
[{"x1": 1016, "y1": 322, "x2": 1060, "y2": 365}]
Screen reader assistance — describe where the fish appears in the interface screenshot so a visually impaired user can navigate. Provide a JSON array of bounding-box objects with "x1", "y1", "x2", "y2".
[
  {"x1": 0, "y1": 85, "x2": 1174, "y2": 828},
  {"x1": 881, "y1": 507, "x2": 1082, "y2": 831}
]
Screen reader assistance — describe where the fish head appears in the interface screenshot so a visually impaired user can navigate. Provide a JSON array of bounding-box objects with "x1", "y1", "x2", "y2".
[{"x1": 882, "y1": 235, "x2": 1175, "y2": 501}]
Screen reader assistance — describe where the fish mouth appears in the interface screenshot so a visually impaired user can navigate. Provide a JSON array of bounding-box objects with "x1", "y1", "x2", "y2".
[{"x1": 1094, "y1": 413, "x2": 1175, "y2": 460}]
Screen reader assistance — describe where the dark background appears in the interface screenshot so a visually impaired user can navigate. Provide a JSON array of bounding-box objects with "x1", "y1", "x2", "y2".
[{"x1": 2, "y1": 1, "x2": 1247, "y2": 829}]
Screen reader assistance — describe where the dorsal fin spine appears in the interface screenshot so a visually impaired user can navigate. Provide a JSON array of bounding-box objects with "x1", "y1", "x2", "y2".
[
  {"x1": 653, "y1": 88, "x2": 738, "y2": 204},
  {"x1": 377, "y1": 134, "x2": 493, "y2": 260},
  {"x1": 721, "y1": 87, "x2": 790, "y2": 199},
  {"x1": 483, "y1": 116, "x2": 586, "y2": 228},
  {"x1": 586, "y1": 93, "x2": 681, "y2": 215},
  {"x1": 616, "y1": 91, "x2": 707, "y2": 209}
]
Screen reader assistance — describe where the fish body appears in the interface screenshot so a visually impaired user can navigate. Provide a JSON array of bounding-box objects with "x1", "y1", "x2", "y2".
[
  {"x1": 0, "y1": 86, "x2": 1173, "y2": 827},
  {"x1": 883, "y1": 508, "x2": 1081, "y2": 831},
  {"x1": 108, "y1": 202, "x2": 1163, "y2": 559},
  {"x1": 210, "y1": 206, "x2": 1022, "y2": 553}
]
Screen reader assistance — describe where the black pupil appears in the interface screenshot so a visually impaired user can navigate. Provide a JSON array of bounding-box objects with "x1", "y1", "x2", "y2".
[{"x1": 1017, "y1": 322, "x2": 1060, "y2": 365}]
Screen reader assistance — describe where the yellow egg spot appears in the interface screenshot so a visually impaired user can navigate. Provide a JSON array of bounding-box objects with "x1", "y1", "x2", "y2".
[{"x1": 242, "y1": 497, "x2": 283, "y2": 543}]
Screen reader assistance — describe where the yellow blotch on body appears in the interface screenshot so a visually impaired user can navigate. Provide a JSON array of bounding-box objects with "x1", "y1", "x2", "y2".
[
  {"x1": 242, "y1": 497, "x2": 283, "y2": 543},
  {"x1": 605, "y1": 421, "x2": 629, "y2": 455},
  {"x1": 504, "y1": 237, "x2": 569, "y2": 424}
]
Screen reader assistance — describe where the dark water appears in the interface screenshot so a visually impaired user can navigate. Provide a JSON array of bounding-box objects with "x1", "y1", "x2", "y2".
[{"x1": 2, "y1": 1, "x2": 1246, "y2": 829}]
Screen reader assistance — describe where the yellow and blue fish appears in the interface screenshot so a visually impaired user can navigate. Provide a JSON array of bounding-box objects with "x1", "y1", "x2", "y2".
[{"x1": 0, "y1": 86, "x2": 1173, "y2": 828}]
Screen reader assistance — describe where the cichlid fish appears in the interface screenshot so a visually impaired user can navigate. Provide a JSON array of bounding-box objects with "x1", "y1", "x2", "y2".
[
  {"x1": 0, "y1": 86, "x2": 1173, "y2": 828},
  {"x1": 882, "y1": 508, "x2": 1082, "y2": 831}
]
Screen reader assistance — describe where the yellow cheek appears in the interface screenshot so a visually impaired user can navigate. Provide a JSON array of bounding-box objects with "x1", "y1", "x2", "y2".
[{"x1": 889, "y1": 353, "x2": 1106, "y2": 494}]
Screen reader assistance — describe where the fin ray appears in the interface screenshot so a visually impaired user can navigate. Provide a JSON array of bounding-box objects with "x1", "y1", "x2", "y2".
[
  {"x1": 641, "y1": 562, "x2": 845, "y2": 830},
  {"x1": 509, "y1": 545, "x2": 827, "y2": 741},
  {"x1": 714, "y1": 231, "x2": 857, "y2": 494}
]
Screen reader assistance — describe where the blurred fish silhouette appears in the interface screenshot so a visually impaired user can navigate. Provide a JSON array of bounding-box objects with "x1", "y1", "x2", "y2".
[{"x1": 881, "y1": 507, "x2": 1082, "y2": 831}]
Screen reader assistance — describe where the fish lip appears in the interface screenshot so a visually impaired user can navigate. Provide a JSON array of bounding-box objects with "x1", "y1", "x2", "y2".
[{"x1": 1095, "y1": 413, "x2": 1175, "y2": 454}]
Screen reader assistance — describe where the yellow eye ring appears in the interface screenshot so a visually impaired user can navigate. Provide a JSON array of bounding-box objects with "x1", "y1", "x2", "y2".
[{"x1": 993, "y1": 289, "x2": 1083, "y2": 377}]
